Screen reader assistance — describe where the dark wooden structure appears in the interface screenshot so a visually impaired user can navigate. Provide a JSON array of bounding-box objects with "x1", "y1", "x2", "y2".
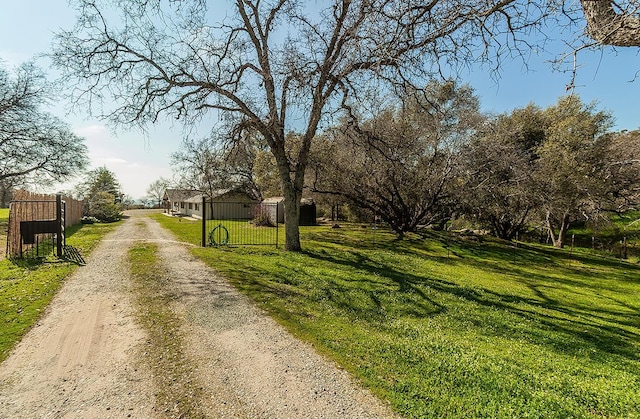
[{"x1": 6, "y1": 192, "x2": 82, "y2": 259}]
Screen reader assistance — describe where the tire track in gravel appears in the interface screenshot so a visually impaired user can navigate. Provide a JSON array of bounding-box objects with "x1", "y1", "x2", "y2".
[
  {"x1": 139, "y1": 215, "x2": 398, "y2": 419},
  {"x1": 0, "y1": 211, "x2": 156, "y2": 419}
]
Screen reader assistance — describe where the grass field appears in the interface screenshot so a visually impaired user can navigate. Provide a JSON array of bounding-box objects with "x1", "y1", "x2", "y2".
[
  {"x1": 0, "y1": 221, "x2": 120, "y2": 362},
  {"x1": 155, "y1": 214, "x2": 640, "y2": 418}
]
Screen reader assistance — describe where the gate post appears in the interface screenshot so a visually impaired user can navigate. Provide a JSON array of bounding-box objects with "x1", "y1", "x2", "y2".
[
  {"x1": 56, "y1": 194, "x2": 63, "y2": 258},
  {"x1": 201, "y1": 195, "x2": 206, "y2": 247}
]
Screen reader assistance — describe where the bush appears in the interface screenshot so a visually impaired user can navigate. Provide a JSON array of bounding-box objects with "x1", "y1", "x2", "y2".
[
  {"x1": 87, "y1": 192, "x2": 123, "y2": 223},
  {"x1": 252, "y1": 208, "x2": 275, "y2": 227}
]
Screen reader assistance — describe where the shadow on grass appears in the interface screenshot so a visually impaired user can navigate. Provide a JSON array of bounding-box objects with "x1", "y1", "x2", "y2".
[
  {"x1": 4, "y1": 221, "x2": 120, "y2": 269},
  {"x1": 300, "y1": 233, "x2": 640, "y2": 363}
]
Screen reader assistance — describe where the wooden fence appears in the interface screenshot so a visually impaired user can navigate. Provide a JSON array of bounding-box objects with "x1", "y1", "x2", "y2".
[{"x1": 6, "y1": 190, "x2": 84, "y2": 258}]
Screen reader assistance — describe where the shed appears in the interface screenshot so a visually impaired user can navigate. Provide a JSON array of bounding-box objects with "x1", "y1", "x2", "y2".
[
  {"x1": 204, "y1": 188, "x2": 259, "y2": 220},
  {"x1": 261, "y1": 197, "x2": 316, "y2": 226},
  {"x1": 299, "y1": 198, "x2": 317, "y2": 226},
  {"x1": 261, "y1": 197, "x2": 285, "y2": 224}
]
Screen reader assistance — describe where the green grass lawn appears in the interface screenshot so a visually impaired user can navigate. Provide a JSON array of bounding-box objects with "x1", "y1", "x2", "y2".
[
  {"x1": 204, "y1": 218, "x2": 280, "y2": 246},
  {"x1": 0, "y1": 221, "x2": 120, "y2": 362},
  {"x1": 155, "y1": 214, "x2": 640, "y2": 418}
]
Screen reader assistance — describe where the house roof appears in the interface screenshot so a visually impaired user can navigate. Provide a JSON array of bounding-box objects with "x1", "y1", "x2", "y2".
[
  {"x1": 262, "y1": 197, "x2": 315, "y2": 205},
  {"x1": 164, "y1": 187, "x2": 259, "y2": 203},
  {"x1": 163, "y1": 189, "x2": 201, "y2": 202},
  {"x1": 210, "y1": 188, "x2": 235, "y2": 199},
  {"x1": 209, "y1": 188, "x2": 259, "y2": 201},
  {"x1": 185, "y1": 194, "x2": 204, "y2": 203}
]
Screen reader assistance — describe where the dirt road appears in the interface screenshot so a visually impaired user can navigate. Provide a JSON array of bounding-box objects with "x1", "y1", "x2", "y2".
[{"x1": 0, "y1": 211, "x2": 396, "y2": 418}]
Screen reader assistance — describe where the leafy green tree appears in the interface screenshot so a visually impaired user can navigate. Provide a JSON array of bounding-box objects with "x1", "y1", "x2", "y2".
[
  {"x1": 79, "y1": 167, "x2": 124, "y2": 222},
  {"x1": 311, "y1": 81, "x2": 484, "y2": 236},
  {"x1": 463, "y1": 96, "x2": 640, "y2": 247},
  {"x1": 534, "y1": 96, "x2": 613, "y2": 248},
  {"x1": 88, "y1": 191, "x2": 122, "y2": 222},
  {"x1": 460, "y1": 104, "x2": 545, "y2": 240}
]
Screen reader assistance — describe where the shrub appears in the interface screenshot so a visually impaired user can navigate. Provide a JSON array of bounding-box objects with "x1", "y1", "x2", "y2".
[
  {"x1": 252, "y1": 207, "x2": 275, "y2": 227},
  {"x1": 87, "y1": 191, "x2": 123, "y2": 223}
]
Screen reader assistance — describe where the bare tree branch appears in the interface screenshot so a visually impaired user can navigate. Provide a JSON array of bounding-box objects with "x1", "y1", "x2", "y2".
[{"x1": 52, "y1": 0, "x2": 556, "y2": 250}]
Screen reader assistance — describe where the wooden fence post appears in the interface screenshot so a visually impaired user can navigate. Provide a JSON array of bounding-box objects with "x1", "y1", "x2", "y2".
[
  {"x1": 201, "y1": 195, "x2": 206, "y2": 247},
  {"x1": 56, "y1": 194, "x2": 63, "y2": 258},
  {"x1": 569, "y1": 234, "x2": 575, "y2": 262}
]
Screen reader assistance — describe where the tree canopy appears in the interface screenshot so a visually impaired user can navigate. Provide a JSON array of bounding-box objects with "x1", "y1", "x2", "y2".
[
  {"x1": 77, "y1": 166, "x2": 124, "y2": 222},
  {"x1": 311, "y1": 81, "x2": 484, "y2": 235},
  {"x1": 0, "y1": 62, "x2": 88, "y2": 188},
  {"x1": 51, "y1": 0, "x2": 640, "y2": 249},
  {"x1": 51, "y1": 0, "x2": 561, "y2": 250},
  {"x1": 460, "y1": 105, "x2": 545, "y2": 240},
  {"x1": 458, "y1": 95, "x2": 640, "y2": 248}
]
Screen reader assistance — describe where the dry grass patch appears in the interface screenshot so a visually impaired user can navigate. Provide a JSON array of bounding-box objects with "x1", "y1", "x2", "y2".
[{"x1": 127, "y1": 234, "x2": 205, "y2": 417}]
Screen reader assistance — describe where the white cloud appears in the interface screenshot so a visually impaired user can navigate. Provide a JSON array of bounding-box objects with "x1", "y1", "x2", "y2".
[{"x1": 103, "y1": 157, "x2": 129, "y2": 165}]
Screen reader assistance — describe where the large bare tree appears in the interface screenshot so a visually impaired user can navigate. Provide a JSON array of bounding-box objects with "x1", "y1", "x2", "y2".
[
  {"x1": 0, "y1": 62, "x2": 88, "y2": 187},
  {"x1": 171, "y1": 133, "x2": 263, "y2": 201},
  {"x1": 52, "y1": 0, "x2": 558, "y2": 250},
  {"x1": 146, "y1": 177, "x2": 171, "y2": 208}
]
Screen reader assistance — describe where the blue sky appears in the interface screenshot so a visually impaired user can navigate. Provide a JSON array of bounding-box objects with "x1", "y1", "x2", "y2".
[{"x1": 1, "y1": 1, "x2": 639, "y2": 199}]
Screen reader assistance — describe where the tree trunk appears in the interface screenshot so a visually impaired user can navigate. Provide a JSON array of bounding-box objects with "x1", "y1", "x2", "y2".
[
  {"x1": 282, "y1": 182, "x2": 302, "y2": 251},
  {"x1": 547, "y1": 211, "x2": 571, "y2": 248},
  {"x1": 581, "y1": 0, "x2": 640, "y2": 47}
]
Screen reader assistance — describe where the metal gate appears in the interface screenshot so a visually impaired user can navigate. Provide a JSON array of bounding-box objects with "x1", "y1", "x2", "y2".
[{"x1": 201, "y1": 198, "x2": 279, "y2": 247}]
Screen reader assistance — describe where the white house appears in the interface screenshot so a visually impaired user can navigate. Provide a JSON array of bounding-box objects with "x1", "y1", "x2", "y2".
[
  {"x1": 163, "y1": 189, "x2": 201, "y2": 216},
  {"x1": 163, "y1": 188, "x2": 259, "y2": 220}
]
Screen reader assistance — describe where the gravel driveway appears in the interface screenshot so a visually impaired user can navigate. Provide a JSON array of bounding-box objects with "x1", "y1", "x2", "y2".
[{"x1": 0, "y1": 210, "x2": 397, "y2": 418}]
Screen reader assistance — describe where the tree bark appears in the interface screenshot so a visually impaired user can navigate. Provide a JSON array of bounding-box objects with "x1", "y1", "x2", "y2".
[
  {"x1": 581, "y1": 0, "x2": 640, "y2": 46},
  {"x1": 547, "y1": 211, "x2": 571, "y2": 248},
  {"x1": 282, "y1": 182, "x2": 302, "y2": 252}
]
